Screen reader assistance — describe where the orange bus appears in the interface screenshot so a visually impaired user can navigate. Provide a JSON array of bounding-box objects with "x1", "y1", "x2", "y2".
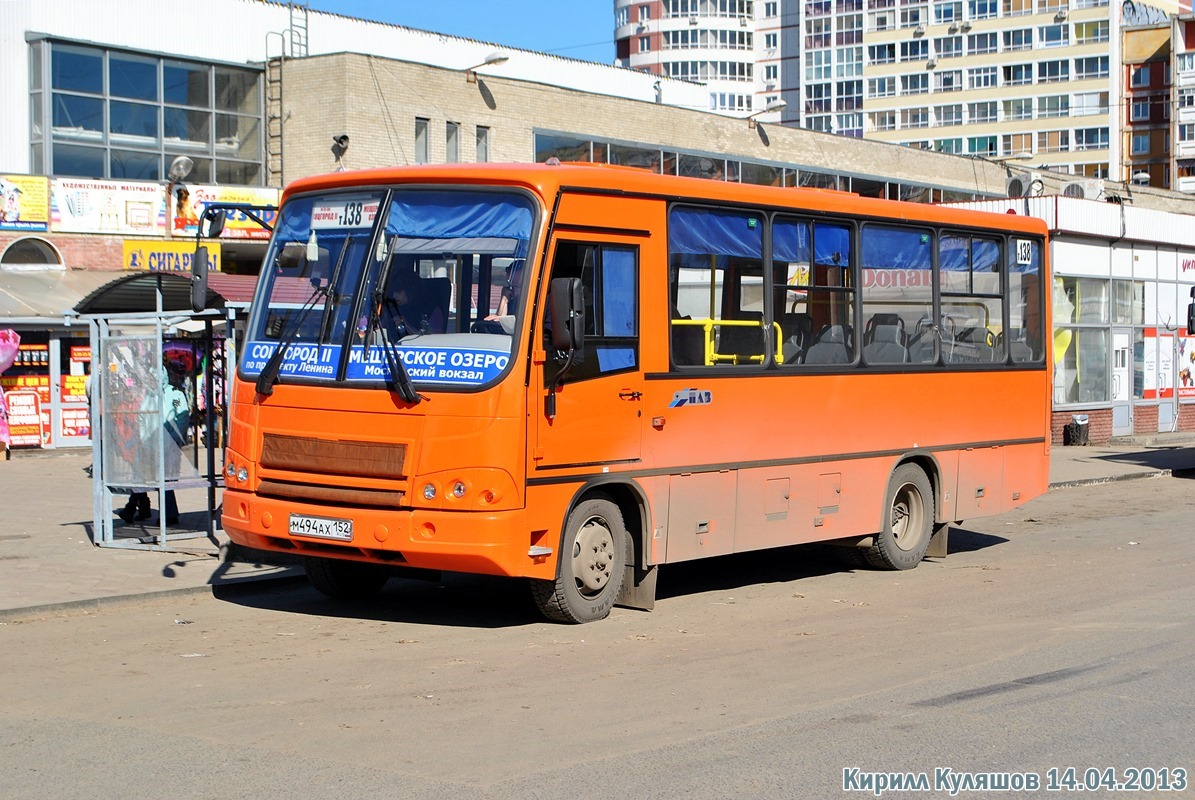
[{"x1": 219, "y1": 162, "x2": 1050, "y2": 623}]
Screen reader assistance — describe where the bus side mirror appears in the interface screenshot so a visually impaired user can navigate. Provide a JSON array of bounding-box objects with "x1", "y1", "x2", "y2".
[
  {"x1": 549, "y1": 277, "x2": 585, "y2": 353},
  {"x1": 191, "y1": 245, "x2": 210, "y2": 312},
  {"x1": 202, "y1": 209, "x2": 227, "y2": 239}
]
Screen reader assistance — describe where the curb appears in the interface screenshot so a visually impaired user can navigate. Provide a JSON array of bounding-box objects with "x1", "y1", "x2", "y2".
[
  {"x1": 1048, "y1": 468, "x2": 1172, "y2": 492},
  {"x1": 0, "y1": 572, "x2": 308, "y2": 623}
]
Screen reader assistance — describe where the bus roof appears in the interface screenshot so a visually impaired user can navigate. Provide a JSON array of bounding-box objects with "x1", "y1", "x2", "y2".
[{"x1": 281, "y1": 162, "x2": 1048, "y2": 238}]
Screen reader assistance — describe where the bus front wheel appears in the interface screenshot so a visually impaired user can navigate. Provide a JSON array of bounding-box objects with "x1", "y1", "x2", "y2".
[
  {"x1": 531, "y1": 495, "x2": 629, "y2": 624},
  {"x1": 304, "y1": 556, "x2": 390, "y2": 600},
  {"x1": 863, "y1": 464, "x2": 933, "y2": 570}
]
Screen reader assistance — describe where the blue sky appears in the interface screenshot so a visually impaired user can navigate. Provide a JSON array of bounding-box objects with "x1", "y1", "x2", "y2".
[{"x1": 305, "y1": 1, "x2": 617, "y2": 64}]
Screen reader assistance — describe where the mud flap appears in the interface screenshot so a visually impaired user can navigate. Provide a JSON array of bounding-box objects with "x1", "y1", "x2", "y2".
[
  {"x1": 926, "y1": 522, "x2": 949, "y2": 559},
  {"x1": 616, "y1": 563, "x2": 657, "y2": 611}
]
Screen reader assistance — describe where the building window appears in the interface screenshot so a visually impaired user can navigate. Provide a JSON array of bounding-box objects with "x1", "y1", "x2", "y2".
[
  {"x1": 900, "y1": 5, "x2": 928, "y2": 27},
  {"x1": 639, "y1": 36, "x2": 651, "y2": 53},
  {"x1": 935, "y1": 36, "x2": 963, "y2": 59},
  {"x1": 415, "y1": 117, "x2": 429, "y2": 164},
  {"x1": 934, "y1": 1, "x2": 961, "y2": 23},
  {"x1": 1038, "y1": 95, "x2": 1069, "y2": 118},
  {"x1": 1131, "y1": 65, "x2": 1151, "y2": 87},
  {"x1": 475, "y1": 126, "x2": 490, "y2": 162},
  {"x1": 900, "y1": 40, "x2": 929, "y2": 62},
  {"x1": 1003, "y1": 63, "x2": 1033, "y2": 85},
  {"x1": 1075, "y1": 57, "x2": 1109, "y2": 80},
  {"x1": 934, "y1": 70, "x2": 963, "y2": 92},
  {"x1": 872, "y1": 110, "x2": 897, "y2": 131},
  {"x1": 1003, "y1": 28, "x2": 1032, "y2": 50},
  {"x1": 764, "y1": 64, "x2": 779, "y2": 81},
  {"x1": 968, "y1": 66, "x2": 998, "y2": 89},
  {"x1": 869, "y1": 43, "x2": 896, "y2": 64},
  {"x1": 901, "y1": 73, "x2": 929, "y2": 94},
  {"x1": 969, "y1": 0, "x2": 998, "y2": 17},
  {"x1": 1003, "y1": 132, "x2": 1034, "y2": 154},
  {"x1": 1073, "y1": 91, "x2": 1107, "y2": 115},
  {"x1": 966, "y1": 136, "x2": 997, "y2": 156},
  {"x1": 935, "y1": 138, "x2": 963, "y2": 153},
  {"x1": 868, "y1": 76, "x2": 896, "y2": 97},
  {"x1": 1074, "y1": 20, "x2": 1109, "y2": 43},
  {"x1": 1074, "y1": 127, "x2": 1108, "y2": 151},
  {"x1": 1037, "y1": 129, "x2": 1069, "y2": 153},
  {"x1": 1176, "y1": 123, "x2": 1194, "y2": 142},
  {"x1": 1037, "y1": 24, "x2": 1069, "y2": 48},
  {"x1": 765, "y1": 1, "x2": 778, "y2": 15},
  {"x1": 968, "y1": 101, "x2": 997, "y2": 123},
  {"x1": 902, "y1": 107, "x2": 930, "y2": 128},
  {"x1": 968, "y1": 33, "x2": 997, "y2": 55},
  {"x1": 35, "y1": 40, "x2": 262, "y2": 183},
  {"x1": 1004, "y1": 98, "x2": 1033, "y2": 120},
  {"x1": 639, "y1": 5, "x2": 651, "y2": 22},
  {"x1": 936, "y1": 104, "x2": 963, "y2": 125},
  {"x1": 1003, "y1": 0, "x2": 1033, "y2": 14},
  {"x1": 1131, "y1": 133, "x2": 1150, "y2": 155},
  {"x1": 1037, "y1": 60, "x2": 1069, "y2": 83},
  {"x1": 765, "y1": 32, "x2": 778, "y2": 48},
  {"x1": 445, "y1": 122, "x2": 459, "y2": 163},
  {"x1": 1130, "y1": 101, "x2": 1150, "y2": 122},
  {"x1": 1179, "y1": 88, "x2": 1195, "y2": 109}
]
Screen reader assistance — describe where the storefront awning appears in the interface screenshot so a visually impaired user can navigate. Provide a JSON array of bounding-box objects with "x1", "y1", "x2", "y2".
[
  {"x1": 72, "y1": 272, "x2": 259, "y2": 315},
  {"x1": 0, "y1": 268, "x2": 260, "y2": 321},
  {"x1": 0, "y1": 268, "x2": 123, "y2": 321}
]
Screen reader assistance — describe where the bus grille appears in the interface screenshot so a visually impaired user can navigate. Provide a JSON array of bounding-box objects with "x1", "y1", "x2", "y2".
[{"x1": 258, "y1": 433, "x2": 408, "y2": 508}]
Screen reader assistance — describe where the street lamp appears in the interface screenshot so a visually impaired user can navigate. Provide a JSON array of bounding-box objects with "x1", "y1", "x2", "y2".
[
  {"x1": 464, "y1": 52, "x2": 510, "y2": 83},
  {"x1": 746, "y1": 99, "x2": 787, "y2": 129}
]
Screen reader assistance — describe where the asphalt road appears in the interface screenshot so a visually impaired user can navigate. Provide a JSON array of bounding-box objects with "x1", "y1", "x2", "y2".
[{"x1": 1, "y1": 475, "x2": 1192, "y2": 799}]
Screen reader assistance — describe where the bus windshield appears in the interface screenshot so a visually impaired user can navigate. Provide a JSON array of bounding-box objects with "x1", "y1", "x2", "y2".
[{"x1": 240, "y1": 187, "x2": 537, "y2": 390}]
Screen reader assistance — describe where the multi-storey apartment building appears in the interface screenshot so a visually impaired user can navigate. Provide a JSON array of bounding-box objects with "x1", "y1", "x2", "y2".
[
  {"x1": 616, "y1": 0, "x2": 1195, "y2": 183},
  {"x1": 1174, "y1": 13, "x2": 1195, "y2": 192}
]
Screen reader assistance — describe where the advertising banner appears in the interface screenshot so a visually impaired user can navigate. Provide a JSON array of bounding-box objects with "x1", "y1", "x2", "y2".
[
  {"x1": 0, "y1": 175, "x2": 50, "y2": 232},
  {"x1": 5, "y1": 390, "x2": 45, "y2": 447},
  {"x1": 171, "y1": 184, "x2": 278, "y2": 240},
  {"x1": 124, "y1": 239, "x2": 221, "y2": 272},
  {"x1": 50, "y1": 178, "x2": 166, "y2": 236}
]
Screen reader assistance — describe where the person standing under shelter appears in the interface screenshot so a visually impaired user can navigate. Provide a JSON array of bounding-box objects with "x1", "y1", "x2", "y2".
[{"x1": 117, "y1": 363, "x2": 191, "y2": 525}]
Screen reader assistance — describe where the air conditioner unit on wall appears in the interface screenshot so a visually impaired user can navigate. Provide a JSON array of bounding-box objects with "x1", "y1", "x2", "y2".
[
  {"x1": 1006, "y1": 171, "x2": 1043, "y2": 198},
  {"x1": 1062, "y1": 178, "x2": 1105, "y2": 200}
]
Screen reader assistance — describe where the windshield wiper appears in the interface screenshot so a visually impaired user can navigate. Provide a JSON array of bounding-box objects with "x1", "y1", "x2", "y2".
[
  {"x1": 316, "y1": 235, "x2": 354, "y2": 344},
  {"x1": 361, "y1": 242, "x2": 422, "y2": 404},
  {"x1": 255, "y1": 276, "x2": 330, "y2": 397}
]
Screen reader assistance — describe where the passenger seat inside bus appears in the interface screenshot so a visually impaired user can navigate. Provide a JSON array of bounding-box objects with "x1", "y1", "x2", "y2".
[
  {"x1": 671, "y1": 307, "x2": 704, "y2": 366},
  {"x1": 804, "y1": 324, "x2": 853, "y2": 364},
  {"x1": 780, "y1": 312, "x2": 813, "y2": 363},
  {"x1": 907, "y1": 317, "x2": 936, "y2": 364},
  {"x1": 716, "y1": 311, "x2": 765, "y2": 363},
  {"x1": 862, "y1": 314, "x2": 907, "y2": 365}
]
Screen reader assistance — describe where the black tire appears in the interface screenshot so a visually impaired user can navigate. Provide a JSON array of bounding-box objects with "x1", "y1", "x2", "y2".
[
  {"x1": 530, "y1": 495, "x2": 629, "y2": 624},
  {"x1": 861, "y1": 463, "x2": 933, "y2": 570},
  {"x1": 304, "y1": 556, "x2": 391, "y2": 600}
]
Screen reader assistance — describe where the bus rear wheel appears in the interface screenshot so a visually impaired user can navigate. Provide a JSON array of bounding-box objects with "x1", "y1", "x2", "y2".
[
  {"x1": 862, "y1": 463, "x2": 933, "y2": 571},
  {"x1": 531, "y1": 495, "x2": 629, "y2": 624},
  {"x1": 304, "y1": 556, "x2": 391, "y2": 600}
]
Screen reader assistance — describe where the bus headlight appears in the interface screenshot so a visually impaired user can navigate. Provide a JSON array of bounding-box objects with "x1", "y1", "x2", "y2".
[
  {"x1": 237, "y1": 467, "x2": 249, "y2": 483},
  {"x1": 453, "y1": 481, "x2": 467, "y2": 498},
  {"x1": 423, "y1": 483, "x2": 437, "y2": 500}
]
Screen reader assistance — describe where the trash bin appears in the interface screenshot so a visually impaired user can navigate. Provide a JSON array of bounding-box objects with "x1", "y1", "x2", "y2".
[{"x1": 1064, "y1": 414, "x2": 1089, "y2": 446}]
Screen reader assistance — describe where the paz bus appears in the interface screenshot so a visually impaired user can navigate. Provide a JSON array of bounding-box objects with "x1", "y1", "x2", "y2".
[{"x1": 216, "y1": 162, "x2": 1050, "y2": 623}]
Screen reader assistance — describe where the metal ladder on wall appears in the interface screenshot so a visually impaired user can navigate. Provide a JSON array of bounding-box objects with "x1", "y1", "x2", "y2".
[{"x1": 266, "y1": 1, "x2": 310, "y2": 185}]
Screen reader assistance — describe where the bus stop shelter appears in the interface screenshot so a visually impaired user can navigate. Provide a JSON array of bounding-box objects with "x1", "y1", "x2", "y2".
[{"x1": 78, "y1": 271, "x2": 253, "y2": 551}]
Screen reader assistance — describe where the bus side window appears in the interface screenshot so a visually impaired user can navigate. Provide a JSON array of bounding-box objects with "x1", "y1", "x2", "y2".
[{"x1": 545, "y1": 242, "x2": 639, "y2": 382}]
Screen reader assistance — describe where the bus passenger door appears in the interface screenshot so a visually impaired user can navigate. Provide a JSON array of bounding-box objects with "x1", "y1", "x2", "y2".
[{"x1": 535, "y1": 241, "x2": 643, "y2": 470}]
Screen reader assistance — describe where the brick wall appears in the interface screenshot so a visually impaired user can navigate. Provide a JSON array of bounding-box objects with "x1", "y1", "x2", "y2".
[
  {"x1": 1, "y1": 232, "x2": 127, "y2": 270},
  {"x1": 1052, "y1": 408, "x2": 1113, "y2": 445},
  {"x1": 1134, "y1": 404, "x2": 1159, "y2": 435}
]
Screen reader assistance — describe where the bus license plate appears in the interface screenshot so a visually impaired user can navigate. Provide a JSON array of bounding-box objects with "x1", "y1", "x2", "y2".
[{"x1": 289, "y1": 514, "x2": 353, "y2": 541}]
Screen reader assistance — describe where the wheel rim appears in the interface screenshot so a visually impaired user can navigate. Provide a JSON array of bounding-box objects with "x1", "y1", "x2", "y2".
[
  {"x1": 571, "y1": 515, "x2": 615, "y2": 597},
  {"x1": 890, "y1": 482, "x2": 926, "y2": 552}
]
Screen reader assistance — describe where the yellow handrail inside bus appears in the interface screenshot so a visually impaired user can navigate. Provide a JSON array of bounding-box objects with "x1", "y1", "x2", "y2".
[{"x1": 670, "y1": 318, "x2": 784, "y2": 366}]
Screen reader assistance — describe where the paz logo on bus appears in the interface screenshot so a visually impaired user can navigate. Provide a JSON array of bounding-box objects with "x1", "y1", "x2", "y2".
[{"x1": 669, "y1": 388, "x2": 713, "y2": 407}]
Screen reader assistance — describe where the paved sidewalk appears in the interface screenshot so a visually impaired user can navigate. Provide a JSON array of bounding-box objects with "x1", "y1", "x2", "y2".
[{"x1": 2, "y1": 437, "x2": 1194, "y2": 619}]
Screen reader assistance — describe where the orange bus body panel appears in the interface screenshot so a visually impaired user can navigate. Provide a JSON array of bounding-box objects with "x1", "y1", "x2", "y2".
[{"x1": 222, "y1": 163, "x2": 1050, "y2": 590}]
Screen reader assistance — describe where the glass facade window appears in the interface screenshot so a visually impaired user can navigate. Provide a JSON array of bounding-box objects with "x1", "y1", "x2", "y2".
[{"x1": 35, "y1": 40, "x2": 262, "y2": 183}]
